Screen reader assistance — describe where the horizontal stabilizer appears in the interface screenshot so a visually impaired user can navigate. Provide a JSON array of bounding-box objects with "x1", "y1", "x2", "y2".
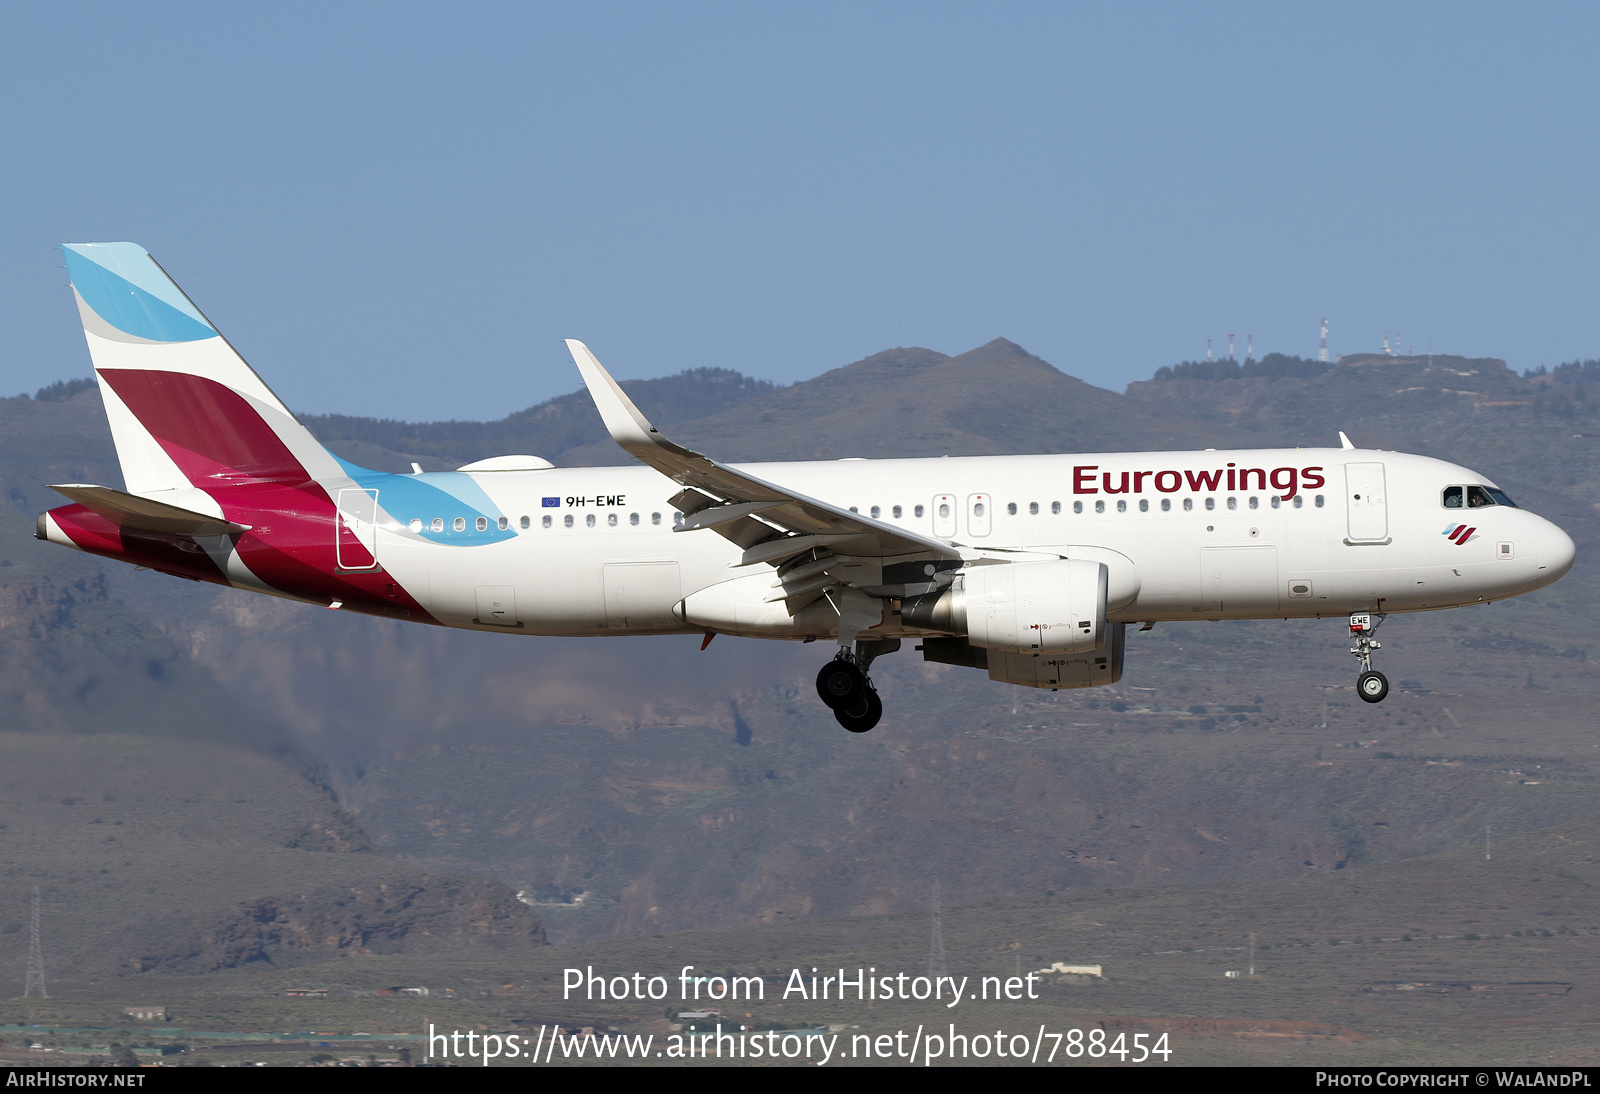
[{"x1": 49, "y1": 484, "x2": 251, "y2": 536}]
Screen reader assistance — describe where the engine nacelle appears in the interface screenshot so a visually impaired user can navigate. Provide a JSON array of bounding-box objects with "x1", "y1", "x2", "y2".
[
  {"x1": 903, "y1": 558, "x2": 1108, "y2": 654},
  {"x1": 921, "y1": 622, "x2": 1125, "y2": 689}
]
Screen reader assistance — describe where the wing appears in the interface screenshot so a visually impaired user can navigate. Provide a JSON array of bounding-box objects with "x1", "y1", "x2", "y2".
[{"x1": 566, "y1": 340, "x2": 961, "y2": 605}]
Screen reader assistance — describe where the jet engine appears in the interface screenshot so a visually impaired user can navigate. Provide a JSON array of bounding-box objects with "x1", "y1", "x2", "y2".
[
  {"x1": 902, "y1": 559, "x2": 1107, "y2": 652},
  {"x1": 904, "y1": 559, "x2": 1124, "y2": 689}
]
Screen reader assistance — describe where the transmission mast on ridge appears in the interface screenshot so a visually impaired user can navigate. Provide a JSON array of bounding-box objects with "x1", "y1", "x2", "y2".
[
  {"x1": 1228, "y1": 333, "x2": 1236, "y2": 361},
  {"x1": 927, "y1": 881, "x2": 948, "y2": 978},
  {"x1": 24, "y1": 886, "x2": 46, "y2": 998},
  {"x1": 1319, "y1": 318, "x2": 1330, "y2": 363}
]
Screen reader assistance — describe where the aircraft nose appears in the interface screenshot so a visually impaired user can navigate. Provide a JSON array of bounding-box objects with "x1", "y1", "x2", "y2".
[{"x1": 1537, "y1": 519, "x2": 1576, "y2": 587}]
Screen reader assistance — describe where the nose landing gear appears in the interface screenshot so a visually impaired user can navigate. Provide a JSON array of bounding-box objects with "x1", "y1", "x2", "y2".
[{"x1": 1350, "y1": 613, "x2": 1389, "y2": 703}]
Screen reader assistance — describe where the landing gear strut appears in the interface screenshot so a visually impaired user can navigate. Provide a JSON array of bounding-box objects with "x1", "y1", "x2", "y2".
[
  {"x1": 1350, "y1": 612, "x2": 1389, "y2": 703},
  {"x1": 816, "y1": 639, "x2": 897, "y2": 732}
]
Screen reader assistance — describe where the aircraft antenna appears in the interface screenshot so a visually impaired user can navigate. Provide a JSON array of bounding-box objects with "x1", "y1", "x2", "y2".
[
  {"x1": 24, "y1": 886, "x2": 46, "y2": 998},
  {"x1": 1319, "y1": 319, "x2": 1330, "y2": 363},
  {"x1": 927, "y1": 880, "x2": 948, "y2": 978}
]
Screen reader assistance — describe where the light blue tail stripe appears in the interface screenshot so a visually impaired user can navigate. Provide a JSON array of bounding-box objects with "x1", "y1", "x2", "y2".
[{"x1": 63, "y1": 243, "x2": 216, "y2": 343}]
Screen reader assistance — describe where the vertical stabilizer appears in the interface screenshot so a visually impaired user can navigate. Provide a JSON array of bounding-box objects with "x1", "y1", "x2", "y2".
[{"x1": 61, "y1": 243, "x2": 343, "y2": 495}]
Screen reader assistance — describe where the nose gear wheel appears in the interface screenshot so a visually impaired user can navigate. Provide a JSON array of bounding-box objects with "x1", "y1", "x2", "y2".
[{"x1": 1349, "y1": 612, "x2": 1390, "y2": 703}]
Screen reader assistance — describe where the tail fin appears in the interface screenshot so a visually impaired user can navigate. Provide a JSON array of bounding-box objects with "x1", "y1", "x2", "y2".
[{"x1": 62, "y1": 243, "x2": 344, "y2": 494}]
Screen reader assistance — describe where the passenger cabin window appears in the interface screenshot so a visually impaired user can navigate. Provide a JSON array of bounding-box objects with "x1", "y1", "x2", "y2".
[
  {"x1": 586, "y1": 513, "x2": 596, "y2": 527},
  {"x1": 498, "y1": 516, "x2": 509, "y2": 530},
  {"x1": 1314, "y1": 495, "x2": 1325, "y2": 507},
  {"x1": 476, "y1": 516, "x2": 488, "y2": 531},
  {"x1": 1051, "y1": 501, "x2": 1060, "y2": 514},
  {"x1": 432, "y1": 518, "x2": 444, "y2": 532},
  {"x1": 608, "y1": 513, "x2": 618, "y2": 526},
  {"x1": 1248, "y1": 497, "x2": 1259, "y2": 510},
  {"x1": 1139, "y1": 499, "x2": 1149, "y2": 512},
  {"x1": 1073, "y1": 501, "x2": 1083, "y2": 514},
  {"x1": 520, "y1": 515, "x2": 531, "y2": 529},
  {"x1": 870, "y1": 506, "x2": 880, "y2": 519},
  {"x1": 1183, "y1": 498, "x2": 1193, "y2": 511},
  {"x1": 914, "y1": 504, "x2": 924, "y2": 518},
  {"x1": 1116, "y1": 499, "x2": 1127, "y2": 513},
  {"x1": 564, "y1": 514, "x2": 574, "y2": 527},
  {"x1": 409, "y1": 519, "x2": 422, "y2": 532},
  {"x1": 1006, "y1": 502, "x2": 1017, "y2": 516},
  {"x1": 453, "y1": 517, "x2": 466, "y2": 531},
  {"x1": 1029, "y1": 502, "x2": 1039, "y2": 515},
  {"x1": 652, "y1": 512, "x2": 662, "y2": 525},
  {"x1": 1205, "y1": 498, "x2": 1215, "y2": 511},
  {"x1": 541, "y1": 515, "x2": 551, "y2": 528},
  {"x1": 630, "y1": 513, "x2": 640, "y2": 525},
  {"x1": 1095, "y1": 500, "x2": 1105, "y2": 514},
  {"x1": 1293, "y1": 496, "x2": 1303, "y2": 509},
  {"x1": 1160, "y1": 499, "x2": 1170, "y2": 511}
]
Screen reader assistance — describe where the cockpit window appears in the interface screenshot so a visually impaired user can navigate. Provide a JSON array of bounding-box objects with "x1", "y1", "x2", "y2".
[{"x1": 1445, "y1": 484, "x2": 1518, "y2": 509}]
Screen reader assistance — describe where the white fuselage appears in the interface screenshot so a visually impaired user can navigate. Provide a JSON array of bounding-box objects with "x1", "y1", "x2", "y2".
[{"x1": 366, "y1": 447, "x2": 1572, "y2": 638}]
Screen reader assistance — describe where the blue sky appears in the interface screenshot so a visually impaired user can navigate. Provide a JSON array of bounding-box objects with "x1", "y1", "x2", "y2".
[{"x1": 4, "y1": 2, "x2": 1598, "y2": 420}]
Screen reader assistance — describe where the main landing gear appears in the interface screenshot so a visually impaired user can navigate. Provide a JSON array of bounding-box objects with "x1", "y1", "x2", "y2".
[
  {"x1": 1350, "y1": 612, "x2": 1389, "y2": 703},
  {"x1": 816, "y1": 639, "x2": 896, "y2": 732}
]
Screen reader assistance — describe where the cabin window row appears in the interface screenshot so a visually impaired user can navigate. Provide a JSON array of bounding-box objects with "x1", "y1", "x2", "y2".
[
  {"x1": 846, "y1": 496, "x2": 1327, "y2": 519},
  {"x1": 409, "y1": 512, "x2": 668, "y2": 533},
  {"x1": 1063, "y1": 495, "x2": 1325, "y2": 514},
  {"x1": 408, "y1": 491, "x2": 1334, "y2": 535}
]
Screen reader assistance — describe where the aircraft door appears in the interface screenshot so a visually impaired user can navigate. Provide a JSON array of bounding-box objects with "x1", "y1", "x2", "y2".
[
  {"x1": 967, "y1": 493, "x2": 992, "y2": 538},
  {"x1": 932, "y1": 494, "x2": 957, "y2": 538},
  {"x1": 604, "y1": 561, "x2": 683, "y2": 630},
  {"x1": 475, "y1": 586, "x2": 519, "y2": 626},
  {"x1": 1200, "y1": 546, "x2": 1280, "y2": 613},
  {"x1": 1345, "y1": 462, "x2": 1389, "y2": 543},
  {"x1": 335, "y1": 488, "x2": 379, "y2": 570}
]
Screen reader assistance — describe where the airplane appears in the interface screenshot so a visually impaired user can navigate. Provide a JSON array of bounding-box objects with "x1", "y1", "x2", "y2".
[{"x1": 36, "y1": 242, "x2": 1577, "y2": 733}]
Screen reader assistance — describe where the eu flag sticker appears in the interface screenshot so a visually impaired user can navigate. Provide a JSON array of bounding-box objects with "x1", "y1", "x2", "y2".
[{"x1": 542, "y1": 497, "x2": 560, "y2": 508}]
